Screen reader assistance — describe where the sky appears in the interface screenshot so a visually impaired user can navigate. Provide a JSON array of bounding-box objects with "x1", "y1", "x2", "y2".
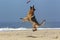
[{"x1": 0, "y1": 0, "x2": 60, "y2": 22}]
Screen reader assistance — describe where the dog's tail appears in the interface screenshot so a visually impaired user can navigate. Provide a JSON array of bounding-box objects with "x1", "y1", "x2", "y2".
[{"x1": 39, "y1": 19, "x2": 46, "y2": 26}]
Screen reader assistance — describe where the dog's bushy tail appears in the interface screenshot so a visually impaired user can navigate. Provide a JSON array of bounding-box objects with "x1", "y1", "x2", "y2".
[{"x1": 39, "y1": 20, "x2": 46, "y2": 26}]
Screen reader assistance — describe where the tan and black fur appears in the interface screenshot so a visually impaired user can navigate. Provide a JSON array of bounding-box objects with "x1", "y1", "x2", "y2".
[{"x1": 20, "y1": 5, "x2": 46, "y2": 32}]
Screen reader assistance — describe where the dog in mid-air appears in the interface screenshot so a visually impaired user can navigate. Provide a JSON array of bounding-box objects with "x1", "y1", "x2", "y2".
[{"x1": 20, "y1": 5, "x2": 46, "y2": 32}]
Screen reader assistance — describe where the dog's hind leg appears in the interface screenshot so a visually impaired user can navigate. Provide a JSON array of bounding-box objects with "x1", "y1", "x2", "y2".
[{"x1": 32, "y1": 24, "x2": 38, "y2": 32}]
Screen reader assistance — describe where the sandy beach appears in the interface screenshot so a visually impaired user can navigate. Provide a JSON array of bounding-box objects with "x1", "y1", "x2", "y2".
[{"x1": 0, "y1": 29, "x2": 60, "y2": 40}]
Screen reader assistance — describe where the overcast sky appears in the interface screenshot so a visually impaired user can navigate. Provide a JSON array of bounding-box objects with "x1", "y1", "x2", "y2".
[{"x1": 0, "y1": 0, "x2": 60, "y2": 22}]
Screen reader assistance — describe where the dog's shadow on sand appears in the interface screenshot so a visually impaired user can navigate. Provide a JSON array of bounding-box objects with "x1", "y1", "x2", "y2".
[{"x1": 27, "y1": 35, "x2": 37, "y2": 38}]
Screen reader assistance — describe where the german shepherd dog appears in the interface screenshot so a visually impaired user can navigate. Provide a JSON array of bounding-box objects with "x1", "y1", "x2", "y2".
[{"x1": 20, "y1": 5, "x2": 46, "y2": 32}]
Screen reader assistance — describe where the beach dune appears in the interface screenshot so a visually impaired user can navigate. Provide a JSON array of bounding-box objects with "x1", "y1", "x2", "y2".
[{"x1": 0, "y1": 30, "x2": 60, "y2": 40}]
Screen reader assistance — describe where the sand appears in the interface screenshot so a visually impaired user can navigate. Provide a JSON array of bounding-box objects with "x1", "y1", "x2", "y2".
[{"x1": 0, "y1": 29, "x2": 60, "y2": 40}]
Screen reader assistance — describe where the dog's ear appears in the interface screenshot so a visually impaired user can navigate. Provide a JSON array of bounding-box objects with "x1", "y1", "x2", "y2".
[
  {"x1": 33, "y1": 5, "x2": 34, "y2": 8},
  {"x1": 30, "y1": 6, "x2": 32, "y2": 9},
  {"x1": 33, "y1": 5, "x2": 36, "y2": 11}
]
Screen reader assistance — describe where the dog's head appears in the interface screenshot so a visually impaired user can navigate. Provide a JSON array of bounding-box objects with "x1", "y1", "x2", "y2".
[{"x1": 30, "y1": 5, "x2": 36, "y2": 11}]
